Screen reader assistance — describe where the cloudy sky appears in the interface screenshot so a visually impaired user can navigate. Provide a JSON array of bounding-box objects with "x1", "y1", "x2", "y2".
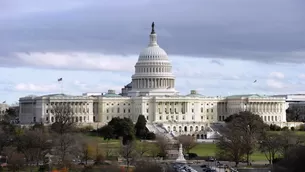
[{"x1": 1, "y1": 0, "x2": 305, "y2": 104}]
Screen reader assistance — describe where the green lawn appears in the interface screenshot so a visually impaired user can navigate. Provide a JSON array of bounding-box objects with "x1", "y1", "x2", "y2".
[
  {"x1": 189, "y1": 143, "x2": 267, "y2": 161},
  {"x1": 85, "y1": 135, "x2": 268, "y2": 161}
]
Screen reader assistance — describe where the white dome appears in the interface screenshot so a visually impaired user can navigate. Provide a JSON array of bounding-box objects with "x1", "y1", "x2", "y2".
[
  {"x1": 138, "y1": 46, "x2": 168, "y2": 61},
  {"x1": 128, "y1": 22, "x2": 178, "y2": 97}
]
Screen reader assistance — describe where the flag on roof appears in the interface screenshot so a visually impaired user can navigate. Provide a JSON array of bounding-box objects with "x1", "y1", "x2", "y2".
[{"x1": 57, "y1": 78, "x2": 63, "y2": 82}]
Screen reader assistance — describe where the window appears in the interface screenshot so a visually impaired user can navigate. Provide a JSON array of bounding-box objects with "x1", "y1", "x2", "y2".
[
  {"x1": 128, "y1": 109, "x2": 130, "y2": 113},
  {"x1": 107, "y1": 116, "x2": 109, "y2": 120},
  {"x1": 207, "y1": 109, "x2": 209, "y2": 113},
  {"x1": 192, "y1": 116, "x2": 194, "y2": 120},
  {"x1": 182, "y1": 116, "x2": 185, "y2": 120},
  {"x1": 201, "y1": 116, "x2": 203, "y2": 120},
  {"x1": 159, "y1": 116, "x2": 162, "y2": 120},
  {"x1": 211, "y1": 109, "x2": 213, "y2": 113},
  {"x1": 147, "y1": 109, "x2": 149, "y2": 113},
  {"x1": 166, "y1": 116, "x2": 169, "y2": 120},
  {"x1": 117, "y1": 108, "x2": 120, "y2": 113},
  {"x1": 201, "y1": 108, "x2": 203, "y2": 113},
  {"x1": 106, "y1": 109, "x2": 109, "y2": 113},
  {"x1": 192, "y1": 109, "x2": 194, "y2": 113},
  {"x1": 176, "y1": 116, "x2": 178, "y2": 120},
  {"x1": 123, "y1": 109, "x2": 126, "y2": 113}
]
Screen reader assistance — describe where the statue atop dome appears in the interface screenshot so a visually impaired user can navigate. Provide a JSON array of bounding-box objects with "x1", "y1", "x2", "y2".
[{"x1": 151, "y1": 22, "x2": 155, "y2": 34}]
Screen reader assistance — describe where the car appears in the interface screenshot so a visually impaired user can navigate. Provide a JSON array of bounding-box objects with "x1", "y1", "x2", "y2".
[
  {"x1": 206, "y1": 157, "x2": 216, "y2": 162},
  {"x1": 200, "y1": 165, "x2": 207, "y2": 168}
]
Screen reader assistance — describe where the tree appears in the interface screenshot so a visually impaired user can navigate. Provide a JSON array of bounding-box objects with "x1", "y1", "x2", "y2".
[
  {"x1": 78, "y1": 137, "x2": 95, "y2": 165},
  {"x1": 50, "y1": 104, "x2": 75, "y2": 135},
  {"x1": 277, "y1": 131, "x2": 304, "y2": 157},
  {"x1": 98, "y1": 125, "x2": 115, "y2": 140},
  {"x1": 16, "y1": 128, "x2": 52, "y2": 166},
  {"x1": 53, "y1": 133, "x2": 77, "y2": 165},
  {"x1": 216, "y1": 125, "x2": 246, "y2": 167},
  {"x1": 136, "y1": 141, "x2": 151, "y2": 157},
  {"x1": 134, "y1": 161, "x2": 164, "y2": 172},
  {"x1": 177, "y1": 135, "x2": 197, "y2": 153},
  {"x1": 107, "y1": 117, "x2": 135, "y2": 144},
  {"x1": 3, "y1": 146, "x2": 25, "y2": 172},
  {"x1": 224, "y1": 111, "x2": 268, "y2": 165},
  {"x1": 135, "y1": 115, "x2": 147, "y2": 139},
  {"x1": 259, "y1": 132, "x2": 282, "y2": 164},
  {"x1": 272, "y1": 146, "x2": 305, "y2": 172},
  {"x1": 120, "y1": 141, "x2": 137, "y2": 169},
  {"x1": 154, "y1": 135, "x2": 170, "y2": 158},
  {"x1": 286, "y1": 106, "x2": 303, "y2": 122}
]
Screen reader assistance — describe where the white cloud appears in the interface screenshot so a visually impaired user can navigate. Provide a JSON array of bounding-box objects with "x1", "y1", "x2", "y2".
[
  {"x1": 15, "y1": 52, "x2": 137, "y2": 72},
  {"x1": 298, "y1": 74, "x2": 305, "y2": 79},
  {"x1": 269, "y1": 72, "x2": 285, "y2": 79},
  {"x1": 14, "y1": 83, "x2": 59, "y2": 92},
  {"x1": 266, "y1": 79, "x2": 285, "y2": 89}
]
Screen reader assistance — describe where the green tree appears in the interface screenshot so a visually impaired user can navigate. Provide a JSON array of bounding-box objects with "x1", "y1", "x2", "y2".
[
  {"x1": 108, "y1": 117, "x2": 135, "y2": 144},
  {"x1": 135, "y1": 115, "x2": 147, "y2": 139},
  {"x1": 98, "y1": 125, "x2": 115, "y2": 140}
]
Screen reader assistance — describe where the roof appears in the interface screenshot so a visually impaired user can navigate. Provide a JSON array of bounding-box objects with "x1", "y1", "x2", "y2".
[
  {"x1": 102, "y1": 93, "x2": 122, "y2": 97},
  {"x1": 185, "y1": 93, "x2": 205, "y2": 97},
  {"x1": 39, "y1": 93, "x2": 72, "y2": 97},
  {"x1": 125, "y1": 82, "x2": 132, "y2": 88},
  {"x1": 226, "y1": 94, "x2": 268, "y2": 99}
]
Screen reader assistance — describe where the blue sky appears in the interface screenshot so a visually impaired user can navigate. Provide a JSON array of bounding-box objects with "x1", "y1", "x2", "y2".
[{"x1": 0, "y1": 0, "x2": 305, "y2": 104}]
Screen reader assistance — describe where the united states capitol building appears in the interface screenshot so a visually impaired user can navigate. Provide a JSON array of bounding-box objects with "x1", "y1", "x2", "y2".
[{"x1": 19, "y1": 23, "x2": 289, "y2": 138}]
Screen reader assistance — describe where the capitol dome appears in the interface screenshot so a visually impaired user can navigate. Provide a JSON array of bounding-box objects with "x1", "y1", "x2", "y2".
[{"x1": 128, "y1": 22, "x2": 178, "y2": 97}]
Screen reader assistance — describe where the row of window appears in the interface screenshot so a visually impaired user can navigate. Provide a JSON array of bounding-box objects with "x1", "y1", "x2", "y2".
[
  {"x1": 46, "y1": 108, "x2": 89, "y2": 114},
  {"x1": 159, "y1": 115, "x2": 214, "y2": 121},
  {"x1": 106, "y1": 103, "x2": 131, "y2": 106},
  {"x1": 46, "y1": 102, "x2": 89, "y2": 106},
  {"x1": 106, "y1": 108, "x2": 131, "y2": 113}
]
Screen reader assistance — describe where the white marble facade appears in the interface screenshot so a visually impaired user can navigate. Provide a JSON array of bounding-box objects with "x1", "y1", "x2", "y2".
[{"x1": 18, "y1": 23, "x2": 289, "y2": 135}]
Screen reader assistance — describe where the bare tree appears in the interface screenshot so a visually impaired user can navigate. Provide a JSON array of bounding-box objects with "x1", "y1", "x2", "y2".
[
  {"x1": 277, "y1": 131, "x2": 303, "y2": 157},
  {"x1": 78, "y1": 137, "x2": 95, "y2": 165},
  {"x1": 216, "y1": 126, "x2": 246, "y2": 167},
  {"x1": 177, "y1": 135, "x2": 197, "y2": 153},
  {"x1": 272, "y1": 146, "x2": 305, "y2": 172},
  {"x1": 226, "y1": 111, "x2": 267, "y2": 165},
  {"x1": 259, "y1": 132, "x2": 282, "y2": 164},
  {"x1": 51, "y1": 103, "x2": 75, "y2": 135},
  {"x1": 3, "y1": 146, "x2": 25, "y2": 172},
  {"x1": 134, "y1": 160, "x2": 164, "y2": 172},
  {"x1": 16, "y1": 128, "x2": 52, "y2": 166},
  {"x1": 119, "y1": 141, "x2": 137, "y2": 169},
  {"x1": 53, "y1": 133, "x2": 77, "y2": 165},
  {"x1": 155, "y1": 135, "x2": 170, "y2": 158},
  {"x1": 135, "y1": 141, "x2": 151, "y2": 157}
]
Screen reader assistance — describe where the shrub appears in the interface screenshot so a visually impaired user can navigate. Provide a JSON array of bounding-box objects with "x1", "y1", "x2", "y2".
[
  {"x1": 145, "y1": 132, "x2": 156, "y2": 140},
  {"x1": 291, "y1": 127, "x2": 295, "y2": 131}
]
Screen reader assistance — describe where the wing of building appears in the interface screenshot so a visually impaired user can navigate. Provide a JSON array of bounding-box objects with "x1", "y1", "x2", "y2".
[{"x1": 18, "y1": 23, "x2": 289, "y2": 138}]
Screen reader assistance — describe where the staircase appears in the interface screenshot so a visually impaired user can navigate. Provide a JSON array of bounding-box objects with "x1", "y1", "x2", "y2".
[
  {"x1": 207, "y1": 123, "x2": 223, "y2": 139},
  {"x1": 146, "y1": 123, "x2": 176, "y2": 143}
]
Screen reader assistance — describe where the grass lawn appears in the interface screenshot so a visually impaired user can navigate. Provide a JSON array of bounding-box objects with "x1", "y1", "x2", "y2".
[
  {"x1": 85, "y1": 135, "x2": 268, "y2": 161},
  {"x1": 189, "y1": 143, "x2": 268, "y2": 161}
]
